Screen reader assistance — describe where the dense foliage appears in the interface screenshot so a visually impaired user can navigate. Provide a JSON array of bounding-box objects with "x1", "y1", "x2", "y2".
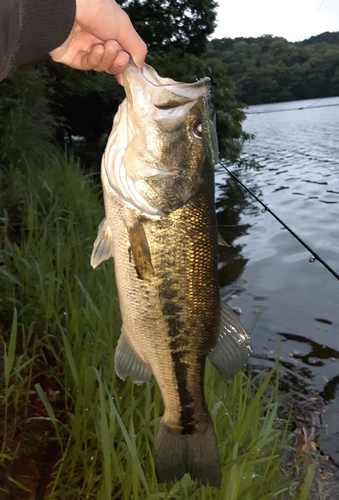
[
  {"x1": 0, "y1": 67, "x2": 57, "y2": 169},
  {"x1": 207, "y1": 31, "x2": 339, "y2": 105},
  {"x1": 117, "y1": 0, "x2": 217, "y2": 56}
]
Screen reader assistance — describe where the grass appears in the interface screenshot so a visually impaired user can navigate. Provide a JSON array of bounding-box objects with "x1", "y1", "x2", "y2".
[{"x1": 0, "y1": 155, "x2": 316, "y2": 499}]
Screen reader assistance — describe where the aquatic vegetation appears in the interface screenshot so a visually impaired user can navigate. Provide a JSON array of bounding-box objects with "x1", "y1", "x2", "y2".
[{"x1": 0, "y1": 156, "x2": 315, "y2": 498}]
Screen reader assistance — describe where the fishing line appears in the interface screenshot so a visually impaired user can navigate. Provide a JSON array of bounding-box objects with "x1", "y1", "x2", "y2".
[
  {"x1": 247, "y1": 102, "x2": 339, "y2": 115},
  {"x1": 297, "y1": 0, "x2": 327, "y2": 41},
  {"x1": 219, "y1": 160, "x2": 339, "y2": 282}
]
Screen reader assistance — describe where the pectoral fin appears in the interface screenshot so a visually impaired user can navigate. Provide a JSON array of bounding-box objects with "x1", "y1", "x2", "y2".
[
  {"x1": 91, "y1": 218, "x2": 113, "y2": 269},
  {"x1": 208, "y1": 300, "x2": 251, "y2": 381},
  {"x1": 129, "y1": 222, "x2": 154, "y2": 281},
  {"x1": 114, "y1": 327, "x2": 153, "y2": 385}
]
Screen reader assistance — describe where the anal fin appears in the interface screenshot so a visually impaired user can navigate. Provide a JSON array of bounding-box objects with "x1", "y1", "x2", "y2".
[
  {"x1": 208, "y1": 300, "x2": 251, "y2": 381},
  {"x1": 114, "y1": 327, "x2": 153, "y2": 385}
]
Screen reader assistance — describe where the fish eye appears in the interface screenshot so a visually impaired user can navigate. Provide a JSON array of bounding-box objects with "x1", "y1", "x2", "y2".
[{"x1": 191, "y1": 119, "x2": 203, "y2": 139}]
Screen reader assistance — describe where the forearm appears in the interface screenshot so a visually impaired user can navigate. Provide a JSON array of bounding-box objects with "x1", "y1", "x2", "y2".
[{"x1": 0, "y1": 0, "x2": 75, "y2": 81}]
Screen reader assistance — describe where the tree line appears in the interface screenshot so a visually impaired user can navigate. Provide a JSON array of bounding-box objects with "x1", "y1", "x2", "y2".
[{"x1": 207, "y1": 32, "x2": 339, "y2": 105}]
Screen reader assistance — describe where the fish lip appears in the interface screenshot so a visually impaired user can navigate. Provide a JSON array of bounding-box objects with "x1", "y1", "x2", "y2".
[
  {"x1": 124, "y1": 61, "x2": 211, "y2": 107},
  {"x1": 142, "y1": 63, "x2": 210, "y2": 89},
  {"x1": 126, "y1": 60, "x2": 210, "y2": 88}
]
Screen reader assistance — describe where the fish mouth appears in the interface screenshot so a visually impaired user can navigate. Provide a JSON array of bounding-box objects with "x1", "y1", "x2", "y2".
[
  {"x1": 124, "y1": 62, "x2": 210, "y2": 110},
  {"x1": 102, "y1": 62, "x2": 213, "y2": 217}
]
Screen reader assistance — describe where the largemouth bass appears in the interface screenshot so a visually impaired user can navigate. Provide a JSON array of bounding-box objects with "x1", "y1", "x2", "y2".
[{"x1": 91, "y1": 62, "x2": 251, "y2": 488}]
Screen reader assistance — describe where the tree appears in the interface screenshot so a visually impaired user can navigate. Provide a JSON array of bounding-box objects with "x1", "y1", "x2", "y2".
[
  {"x1": 0, "y1": 66, "x2": 57, "y2": 169},
  {"x1": 44, "y1": 61, "x2": 124, "y2": 167},
  {"x1": 206, "y1": 32, "x2": 339, "y2": 105},
  {"x1": 299, "y1": 31, "x2": 339, "y2": 46},
  {"x1": 117, "y1": 0, "x2": 217, "y2": 56}
]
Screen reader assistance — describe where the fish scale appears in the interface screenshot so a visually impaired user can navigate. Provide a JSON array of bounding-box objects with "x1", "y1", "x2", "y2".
[{"x1": 91, "y1": 62, "x2": 251, "y2": 487}]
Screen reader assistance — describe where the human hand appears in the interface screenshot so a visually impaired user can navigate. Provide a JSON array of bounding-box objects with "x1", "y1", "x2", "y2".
[{"x1": 49, "y1": 0, "x2": 146, "y2": 82}]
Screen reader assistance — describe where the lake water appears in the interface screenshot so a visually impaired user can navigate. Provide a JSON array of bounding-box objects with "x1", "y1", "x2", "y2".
[{"x1": 215, "y1": 96, "x2": 339, "y2": 462}]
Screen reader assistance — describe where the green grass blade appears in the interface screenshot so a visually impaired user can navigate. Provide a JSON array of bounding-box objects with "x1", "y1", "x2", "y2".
[
  {"x1": 95, "y1": 369, "x2": 112, "y2": 500},
  {"x1": 4, "y1": 307, "x2": 18, "y2": 386},
  {"x1": 34, "y1": 382, "x2": 62, "y2": 444},
  {"x1": 298, "y1": 464, "x2": 315, "y2": 500}
]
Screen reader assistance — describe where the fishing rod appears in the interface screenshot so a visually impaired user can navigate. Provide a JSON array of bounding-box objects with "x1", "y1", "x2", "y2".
[{"x1": 219, "y1": 160, "x2": 339, "y2": 282}]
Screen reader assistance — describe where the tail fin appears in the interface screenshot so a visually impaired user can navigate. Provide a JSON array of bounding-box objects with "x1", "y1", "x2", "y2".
[{"x1": 153, "y1": 417, "x2": 221, "y2": 488}]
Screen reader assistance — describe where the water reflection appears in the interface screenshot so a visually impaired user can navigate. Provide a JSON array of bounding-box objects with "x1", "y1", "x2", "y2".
[
  {"x1": 216, "y1": 173, "x2": 251, "y2": 287},
  {"x1": 315, "y1": 317, "x2": 333, "y2": 325},
  {"x1": 215, "y1": 96, "x2": 339, "y2": 462},
  {"x1": 321, "y1": 374, "x2": 339, "y2": 403}
]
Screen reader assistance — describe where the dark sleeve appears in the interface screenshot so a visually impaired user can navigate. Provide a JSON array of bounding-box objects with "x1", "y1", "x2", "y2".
[{"x1": 0, "y1": 0, "x2": 76, "y2": 81}]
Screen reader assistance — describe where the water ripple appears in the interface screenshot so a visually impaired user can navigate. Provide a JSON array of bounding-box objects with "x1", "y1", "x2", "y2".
[{"x1": 218, "y1": 95, "x2": 339, "y2": 462}]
